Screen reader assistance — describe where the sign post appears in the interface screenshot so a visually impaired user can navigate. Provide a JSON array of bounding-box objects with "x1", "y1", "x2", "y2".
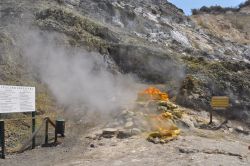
[
  {"x1": 0, "y1": 120, "x2": 5, "y2": 159},
  {"x1": 32, "y1": 112, "x2": 36, "y2": 149},
  {"x1": 210, "y1": 96, "x2": 229, "y2": 124}
]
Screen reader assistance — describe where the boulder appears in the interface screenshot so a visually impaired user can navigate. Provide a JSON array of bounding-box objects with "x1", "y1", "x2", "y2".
[
  {"x1": 102, "y1": 128, "x2": 118, "y2": 138},
  {"x1": 131, "y1": 128, "x2": 142, "y2": 135},
  {"x1": 117, "y1": 129, "x2": 132, "y2": 139},
  {"x1": 124, "y1": 121, "x2": 134, "y2": 129}
]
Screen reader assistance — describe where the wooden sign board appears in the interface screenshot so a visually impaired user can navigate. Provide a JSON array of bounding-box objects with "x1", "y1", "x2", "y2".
[
  {"x1": 211, "y1": 96, "x2": 229, "y2": 110},
  {"x1": 0, "y1": 85, "x2": 35, "y2": 113}
]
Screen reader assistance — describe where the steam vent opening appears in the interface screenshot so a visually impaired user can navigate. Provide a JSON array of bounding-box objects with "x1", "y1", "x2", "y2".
[{"x1": 1, "y1": 0, "x2": 250, "y2": 165}]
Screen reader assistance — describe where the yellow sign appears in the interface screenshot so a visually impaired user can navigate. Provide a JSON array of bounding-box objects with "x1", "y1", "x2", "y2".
[{"x1": 211, "y1": 96, "x2": 229, "y2": 109}]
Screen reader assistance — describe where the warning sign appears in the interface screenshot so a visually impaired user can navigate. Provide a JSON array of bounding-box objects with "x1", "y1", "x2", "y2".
[
  {"x1": 0, "y1": 85, "x2": 35, "y2": 113},
  {"x1": 211, "y1": 96, "x2": 229, "y2": 110}
]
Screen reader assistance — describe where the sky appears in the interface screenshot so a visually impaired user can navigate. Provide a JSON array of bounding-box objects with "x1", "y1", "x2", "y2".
[{"x1": 168, "y1": 0, "x2": 247, "y2": 15}]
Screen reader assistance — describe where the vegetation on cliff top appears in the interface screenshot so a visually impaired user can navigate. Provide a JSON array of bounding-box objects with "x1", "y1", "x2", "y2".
[{"x1": 192, "y1": 0, "x2": 250, "y2": 15}]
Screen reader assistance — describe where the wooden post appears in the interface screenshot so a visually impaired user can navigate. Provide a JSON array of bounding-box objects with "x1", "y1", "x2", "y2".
[
  {"x1": 0, "y1": 120, "x2": 5, "y2": 159},
  {"x1": 54, "y1": 119, "x2": 58, "y2": 143},
  {"x1": 54, "y1": 127, "x2": 58, "y2": 143},
  {"x1": 209, "y1": 109, "x2": 213, "y2": 124},
  {"x1": 32, "y1": 112, "x2": 36, "y2": 149},
  {"x1": 45, "y1": 118, "x2": 49, "y2": 145}
]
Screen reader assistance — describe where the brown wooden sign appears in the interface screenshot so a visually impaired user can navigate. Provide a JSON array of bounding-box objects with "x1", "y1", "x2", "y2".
[
  {"x1": 209, "y1": 96, "x2": 230, "y2": 124},
  {"x1": 211, "y1": 96, "x2": 229, "y2": 109}
]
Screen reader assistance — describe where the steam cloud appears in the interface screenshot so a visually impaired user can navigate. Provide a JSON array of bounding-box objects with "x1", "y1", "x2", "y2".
[{"x1": 18, "y1": 30, "x2": 139, "y2": 113}]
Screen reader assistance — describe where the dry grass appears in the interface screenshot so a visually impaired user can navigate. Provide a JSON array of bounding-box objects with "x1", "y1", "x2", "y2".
[{"x1": 191, "y1": 14, "x2": 250, "y2": 44}]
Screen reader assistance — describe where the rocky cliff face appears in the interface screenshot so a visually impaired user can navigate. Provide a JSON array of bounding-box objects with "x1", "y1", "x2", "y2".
[{"x1": 0, "y1": 0, "x2": 250, "y2": 122}]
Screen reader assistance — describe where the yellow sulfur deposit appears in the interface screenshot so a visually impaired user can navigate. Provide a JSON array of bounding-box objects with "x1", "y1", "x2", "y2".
[
  {"x1": 137, "y1": 87, "x2": 169, "y2": 101},
  {"x1": 147, "y1": 111, "x2": 181, "y2": 143},
  {"x1": 137, "y1": 87, "x2": 180, "y2": 143}
]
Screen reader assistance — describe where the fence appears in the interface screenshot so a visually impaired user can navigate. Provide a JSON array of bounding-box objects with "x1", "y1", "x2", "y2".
[{"x1": 0, "y1": 115, "x2": 65, "y2": 159}]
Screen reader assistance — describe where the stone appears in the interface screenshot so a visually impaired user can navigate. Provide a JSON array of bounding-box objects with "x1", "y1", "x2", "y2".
[
  {"x1": 98, "y1": 142, "x2": 105, "y2": 146},
  {"x1": 193, "y1": 94, "x2": 199, "y2": 99},
  {"x1": 235, "y1": 126, "x2": 249, "y2": 135},
  {"x1": 121, "y1": 110, "x2": 128, "y2": 116},
  {"x1": 124, "y1": 121, "x2": 134, "y2": 129},
  {"x1": 126, "y1": 118, "x2": 133, "y2": 122},
  {"x1": 131, "y1": 128, "x2": 142, "y2": 135},
  {"x1": 110, "y1": 143, "x2": 117, "y2": 146},
  {"x1": 151, "y1": 137, "x2": 161, "y2": 144},
  {"x1": 102, "y1": 128, "x2": 118, "y2": 134},
  {"x1": 102, "y1": 128, "x2": 118, "y2": 138},
  {"x1": 228, "y1": 128, "x2": 234, "y2": 132},
  {"x1": 65, "y1": 0, "x2": 80, "y2": 6},
  {"x1": 170, "y1": 30, "x2": 192, "y2": 48},
  {"x1": 157, "y1": 106, "x2": 169, "y2": 112},
  {"x1": 90, "y1": 144, "x2": 95, "y2": 148},
  {"x1": 127, "y1": 111, "x2": 135, "y2": 116},
  {"x1": 172, "y1": 109, "x2": 184, "y2": 118},
  {"x1": 117, "y1": 129, "x2": 132, "y2": 139},
  {"x1": 86, "y1": 134, "x2": 97, "y2": 140},
  {"x1": 158, "y1": 101, "x2": 179, "y2": 111},
  {"x1": 225, "y1": 120, "x2": 233, "y2": 128},
  {"x1": 166, "y1": 101, "x2": 178, "y2": 110},
  {"x1": 179, "y1": 148, "x2": 198, "y2": 154},
  {"x1": 180, "y1": 115, "x2": 195, "y2": 128},
  {"x1": 223, "y1": 129, "x2": 229, "y2": 134},
  {"x1": 236, "y1": 126, "x2": 244, "y2": 132}
]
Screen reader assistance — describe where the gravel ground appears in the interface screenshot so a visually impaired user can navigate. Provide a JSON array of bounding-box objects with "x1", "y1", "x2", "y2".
[
  {"x1": 59, "y1": 130, "x2": 250, "y2": 166},
  {"x1": 1, "y1": 126, "x2": 249, "y2": 166},
  {"x1": 1, "y1": 105, "x2": 250, "y2": 166}
]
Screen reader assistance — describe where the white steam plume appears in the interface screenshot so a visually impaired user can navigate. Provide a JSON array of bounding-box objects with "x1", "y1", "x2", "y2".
[{"x1": 19, "y1": 30, "x2": 139, "y2": 113}]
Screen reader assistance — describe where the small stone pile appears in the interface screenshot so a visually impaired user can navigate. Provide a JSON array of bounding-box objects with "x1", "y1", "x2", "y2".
[{"x1": 86, "y1": 127, "x2": 142, "y2": 140}]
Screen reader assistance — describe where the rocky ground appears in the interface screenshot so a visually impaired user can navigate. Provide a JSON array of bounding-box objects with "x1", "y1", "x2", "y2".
[
  {"x1": 2, "y1": 132, "x2": 250, "y2": 166},
  {"x1": 1, "y1": 101, "x2": 250, "y2": 166},
  {"x1": 0, "y1": 0, "x2": 250, "y2": 165}
]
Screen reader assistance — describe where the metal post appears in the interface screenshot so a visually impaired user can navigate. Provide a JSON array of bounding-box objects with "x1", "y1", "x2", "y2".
[
  {"x1": 54, "y1": 119, "x2": 58, "y2": 143},
  {"x1": 0, "y1": 120, "x2": 5, "y2": 159},
  {"x1": 32, "y1": 112, "x2": 36, "y2": 149},
  {"x1": 45, "y1": 119, "x2": 49, "y2": 145},
  {"x1": 224, "y1": 109, "x2": 228, "y2": 123},
  {"x1": 54, "y1": 126, "x2": 58, "y2": 143},
  {"x1": 209, "y1": 109, "x2": 213, "y2": 124}
]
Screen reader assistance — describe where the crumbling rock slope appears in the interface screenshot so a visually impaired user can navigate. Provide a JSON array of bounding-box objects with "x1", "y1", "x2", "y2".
[{"x1": 0, "y1": 0, "x2": 250, "y2": 122}]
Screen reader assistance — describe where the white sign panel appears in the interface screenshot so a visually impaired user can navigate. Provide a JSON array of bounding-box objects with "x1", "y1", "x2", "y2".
[{"x1": 0, "y1": 85, "x2": 35, "y2": 113}]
